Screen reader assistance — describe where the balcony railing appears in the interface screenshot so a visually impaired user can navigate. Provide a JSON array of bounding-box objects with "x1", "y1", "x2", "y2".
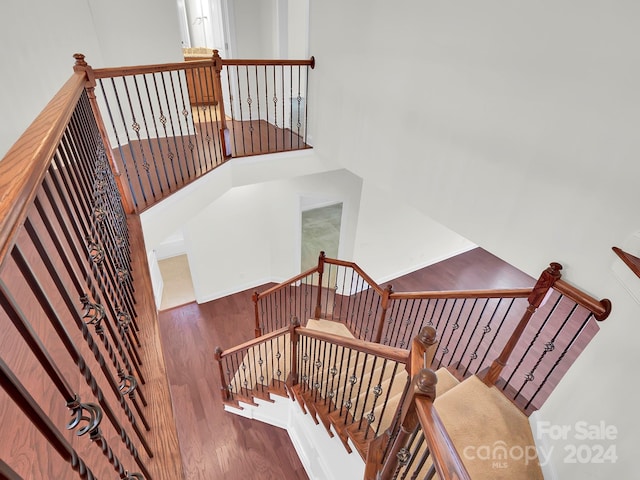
[{"x1": 75, "y1": 51, "x2": 315, "y2": 213}]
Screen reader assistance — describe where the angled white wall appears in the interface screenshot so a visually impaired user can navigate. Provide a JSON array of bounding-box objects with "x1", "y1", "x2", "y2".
[{"x1": 308, "y1": 1, "x2": 640, "y2": 477}]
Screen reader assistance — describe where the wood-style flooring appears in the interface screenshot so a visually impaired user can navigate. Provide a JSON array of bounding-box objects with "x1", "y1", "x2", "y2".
[{"x1": 158, "y1": 247, "x2": 534, "y2": 480}]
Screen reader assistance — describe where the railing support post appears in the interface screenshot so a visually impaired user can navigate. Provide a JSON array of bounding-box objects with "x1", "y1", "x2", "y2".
[
  {"x1": 314, "y1": 251, "x2": 326, "y2": 319},
  {"x1": 374, "y1": 284, "x2": 393, "y2": 344},
  {"x1": 252, "y1": 291, "x2": 261, "y2": 337},
  {"x1": 214, "y1": 347, "x2": 231, "y2": 401},
  {"x1": 288, "y1": 317, "x2": 300, "y2": 388},
  {"x1": 73, "y1": 53, "x2": 135, "y2": 214},
  {"x1": 409, "y1": 325, "x2": 438, "y2": 375},
  {"x1": 378, "y1": 368, "x2": 437, "y2": 480},
  {"x1": 484, "y1": 262, "x2": 563, "y2": 386},
  {"x1": 212, "y1": 49, "x2": 231, "y2": 158}
]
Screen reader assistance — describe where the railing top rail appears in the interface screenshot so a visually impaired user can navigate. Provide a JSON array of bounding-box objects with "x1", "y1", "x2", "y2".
[
  {"x1": 414, "y1": 397, "x2": 472, "y2": 480},
  {"x1": 297, "y1": 326, "x2": 410, "y2": 365},
  {"x1": 91, "y1": 56, "x2": 315, "y2": 80},
  {"x1": 221, "y1": 57, "x2": 315, "y2": 68},
  {"x1": 323, "y1": 257, "x2": 386, "y2": 296},
  {"x1": 219, "y1": 326, "x2": 290, "y2": 358},
  {"x1": 254, "y1": 266, "x2": 319, "y2": 300},
  {"x1": 553, "y1": 279, "x2": 611, "y2": 321},
  {"x1": 389, "y1": 287, "x2": 533, "y2": 301},
  {"x1": 0, "y1": 71, "x2": 86, "y2": 264}
]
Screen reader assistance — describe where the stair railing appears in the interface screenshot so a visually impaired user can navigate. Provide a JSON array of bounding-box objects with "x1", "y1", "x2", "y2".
[
  {"x1": 254, "y1": 253, "x2": 612, "y2": 415},
  {"x1": 76, "y1": 51, "x2": 314, "y2": 212},
  {"x1": 371, "y1": 327, "x2": 471, "y2": 480},
  {"x1": 0, "y1": 68, "x2": 153, "y2": 478}
]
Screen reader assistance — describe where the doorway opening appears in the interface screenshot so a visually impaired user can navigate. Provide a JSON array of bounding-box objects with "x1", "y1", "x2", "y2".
[{"x1": 301, "y1": 202, "x2": 343, "y2": 271}]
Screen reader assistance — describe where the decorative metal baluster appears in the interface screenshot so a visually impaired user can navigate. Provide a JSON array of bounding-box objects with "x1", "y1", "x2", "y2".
[
  {"x1": 133, "y1": 74, "x2": 168, "y2": 196},
  {"x1": 150, "y1": 72, "x2": 179, "y2": 187},
  {"x1": 375, "y1": 361, "x2": 402, "y2": 437},
  {"x1": 53, "y1": 136, "x2": 138, "y2": 324},
  {"x1": 161, "y1": 70, "x2": 188, "y2": 185},
  {"x1": 462, "y1": 298, "x2": 502, "y2": 377},
  {"x1": 38, "y1": 177, "x2": 144, "y2": 376},
  {"x1": 362, "y1": 357, "x2": 387, "y2": 439},
  {"x1": 475, "y1": 297, "x2": 517, "y2": 374},
  {"x1": 0, "y1": 359, "x2": 99, "y2": 480},
  {"x1": 404, "y1": 432, "x2": 426, "y2": 479},
  {"x1": 353, "y1": 353, "x2": 376, "y2": 430},
  {"x1": 342, "y1": 349, "x2": 361, "y2": 423},
  {"x1": 53, "y1": 131, "x2": 138, "y2": 318},
  {"x1": 38, "y1": 168, "x2": 141, "y2": 364},
  {"x1": 67, "y1": 396, "x2": 145, "y2": 479},
  {"x1": 504, "y1": 295, "x2": 564, "y2": 390},
  {"x1": 120, "y1": 76, "x2": 158, "y2": 201},
  {"x1": 7, "y1": 247, "x2": 153, "y2": 462},
  {"x1": 80, "y1": 294, "x2": 150, "y2": 428},
  {"x1": 455, "y1": 298, "x2": 490, "y2": 371},
  {"x1": 437, "y1": 299, "x2": 466, "y2": 367},
  {"x1": 524, "y1": 310, "x2": 594, "y2": 410},
  {"x1": 173, "y1": 70, "x2": 196, "y2": 179},
  {"x1": 101, "y1": 77, "x2": 147, "y2": 207}
]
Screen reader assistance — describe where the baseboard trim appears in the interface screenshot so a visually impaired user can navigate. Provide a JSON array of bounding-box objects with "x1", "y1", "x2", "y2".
[{"x1": 375, "y1": 244, "x2": 477, "y2": 285}]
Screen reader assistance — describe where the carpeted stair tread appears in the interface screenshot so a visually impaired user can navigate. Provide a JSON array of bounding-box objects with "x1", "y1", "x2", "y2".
[
  {"x1": 306, "y1": 318, "x2": 355, "y2": 338},
  {"x1": 433, "y1": 375, "x2": 544, "y2": 479},
  {"x1": 435, "y1": 367, "x2": 460, "y2": 397}
]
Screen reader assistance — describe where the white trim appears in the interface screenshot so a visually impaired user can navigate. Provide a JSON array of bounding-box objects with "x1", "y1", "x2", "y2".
[
  {"x1": 195, "y1": 276, "x2": 290, "y2": 303},
  {"x1": 148, "y1": 250, "x2": 164, "y2": 309},
  {"x1": 225, "y1": 394, "x2": 365, "y2": 480}
]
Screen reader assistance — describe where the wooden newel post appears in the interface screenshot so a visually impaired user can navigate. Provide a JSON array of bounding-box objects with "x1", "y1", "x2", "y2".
[
  {"x1": 252, "y1": 291, "x2": 261, "y2": 337},
  {"x1": 73, "y1": 53, "x2": 135, "y2": 214},
  {"x1": 211, "y1": 49, "x2": 231, "y2": 157},
  {"x1": 379, "y1": 368, "x2": 437, "y2": 480},
  {"x1": 214, "y1": 347, "x2": 230, "y2": 401},
  {"x1": 409, "y1": 325, "x2": 438, "y2": 376},
  {"x1": 289, "y1": 317, "x2": 300, "y2": 386},
  {"x1": 314, "y1": 251, "x2": 326, "y2": 319},
  {"x1": 374, "y1": 285, "x2": 394, "y2": 343},
  {"x1": 484, "y1": 262, "x2": 563, "y2": 386}
]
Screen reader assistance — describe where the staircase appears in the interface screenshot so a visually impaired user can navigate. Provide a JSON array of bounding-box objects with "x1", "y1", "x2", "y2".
[{"x1": 215, "y1": 255, "x2": 611, "y2": 479}]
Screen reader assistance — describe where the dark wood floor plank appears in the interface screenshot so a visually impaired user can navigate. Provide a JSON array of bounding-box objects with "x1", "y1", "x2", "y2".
[{"x1": 157, "y1": 247, "x2": 532, "y2": 479}]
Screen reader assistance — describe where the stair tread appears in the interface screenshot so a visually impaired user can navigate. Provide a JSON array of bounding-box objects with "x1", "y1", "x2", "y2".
[
  {"x1": 433, "y1": 375, "x2": 544, "y2": 479},
  {"x1": 435, "y1": 367, "x2": 460, "y2": 397}
]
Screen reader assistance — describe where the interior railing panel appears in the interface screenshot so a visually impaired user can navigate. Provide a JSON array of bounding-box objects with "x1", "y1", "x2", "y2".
[
  {"x1": 0, "y1": 82, "x2": 152, "y2": 478},
  {"x1": 90, "y1": 52, "x2": 314, "y2": 212}
]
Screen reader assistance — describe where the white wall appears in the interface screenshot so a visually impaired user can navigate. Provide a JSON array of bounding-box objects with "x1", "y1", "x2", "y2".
[
  {"x1": 308, "y1": 1, "x2": 640, "y2": 477},
  {"x1": 232, "y1": 0, "x2": 277, "y2": 57},
  {"x1": 183, "y1": 168, "x2": 363, "y2": 302},
  {"x1": 86, "y1": 0, "x2": 183, "y2": 67},
  {"x1": 353, "y1": 182, "x2": 476, "y2": 284},
  {"x1": 0, "y1": 0, "x2": 183, "y2": 159}
]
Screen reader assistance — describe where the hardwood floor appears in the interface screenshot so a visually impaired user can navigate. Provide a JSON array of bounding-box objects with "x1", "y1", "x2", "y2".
[{"x1": 157, "y1": 247, "x2": 535, "y2": 479}]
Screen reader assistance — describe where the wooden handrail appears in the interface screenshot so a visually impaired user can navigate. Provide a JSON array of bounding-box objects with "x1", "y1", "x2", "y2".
[
  {"x1": 378, "y1": 367, "x2": 470, "y2": 480},
  {"x1": 254, "y1": 265, "x2": 319, "y2": 300},
  {"x1": 389, "y1": 287, "x2": 532, "y2": 300},
  {"x1": 218, "y1": 326, "x2": 290, "y2": 358},
  {"x1": 91, "y1": 56, "x2": 315, "y2": 79},
  {"x1": 221, "y1": 56, "x2": 315, "y2": 68},
  {"x1": 323, "y1": 256, "x2": 387, "y2": 296},
  {"x1": 415, "y1": 398, "x2": 472, "y2": 480},
  {"x1": 297, "y1": 327, "x2": 410, "y2": 365},
  {"x1": 554, "y1": 279, "x2": 611, "y2": 321},
  {"x1": 0, "y1": 71, "x2": 86, "y2": 264}
]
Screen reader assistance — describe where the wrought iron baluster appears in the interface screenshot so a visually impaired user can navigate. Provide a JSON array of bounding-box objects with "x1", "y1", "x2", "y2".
[
  {"x1": 0, "y1": 359, "x2": 99, "y2": 480},
  {"x1": 7, "y1": 247, "x2": 153, "y2": 460},
  {"x1": 135, "y1": 74, "x2": 168, "y2": 196}
]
